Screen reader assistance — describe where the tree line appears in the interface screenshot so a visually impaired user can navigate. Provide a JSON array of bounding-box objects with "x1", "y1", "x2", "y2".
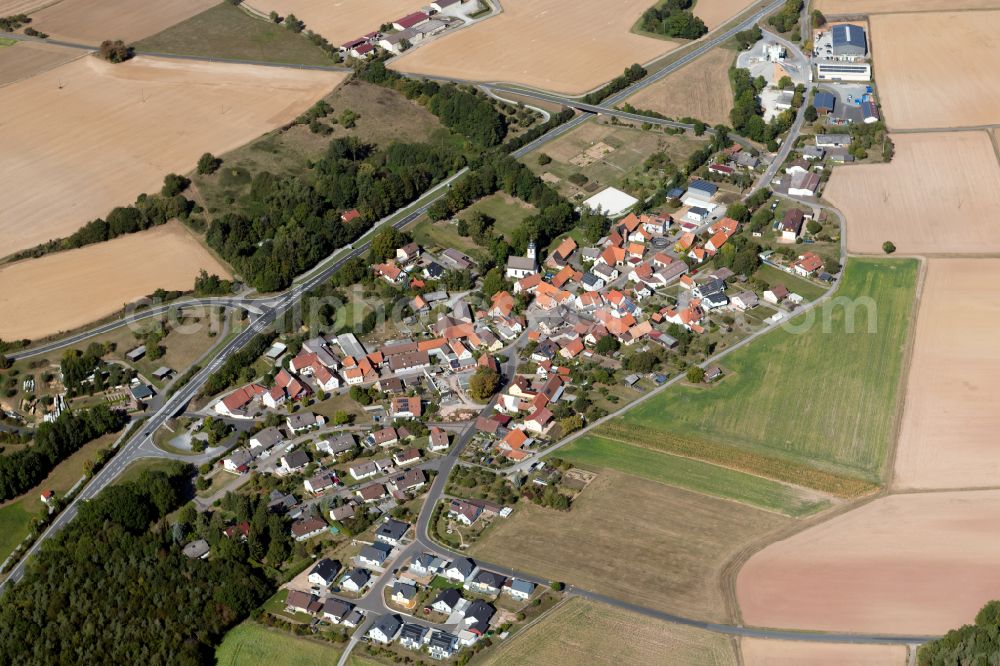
[
  {"x1": 583, "y1": 64, "x2": 647, "y2": 105},
  {"x1": 357, "y1": 59, "x2": 509, "y2": 147},
  {"x1": 919, "y1": 601, "x2": 1000, "y2": 665},
  {"x1": 0, "y1": 405, "x2": 127, "y2": 502},
  {"x1": 201, "y1": 331, "x2": 275, "y2": 397},
  {"x1": 0, "y1": 464, "x2": 272, "y2": 664}
]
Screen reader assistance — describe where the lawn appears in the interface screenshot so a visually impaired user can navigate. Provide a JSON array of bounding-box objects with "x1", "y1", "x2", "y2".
[
  {"x1": 469, "y1": 468, "x2": 790, "y2": 622},
  {"x1": 462, "y1": 192, "x2": 537, "y2": 240},
  {"x1": 558, "y1": 435, "x2": 829, "y2": 517},
  {"x1": 114, "y1": 459, "x2": 183, "y2": 485},
  {"x1": 607, "y1": 258, "x2": 918, "y2": 485},
  {"x1": 482, "y1": 597, "x2": 737, "y2": 666},
  {"x1": 0, "y1": 499, "x2": 34, "y2": 562},
  {"x1": 216, "y1": 622, "x2": 340, "y2": 666},
  {"x1": 754, "y1": 263, "x2": 827, "y2": 302},
  {"x1": 410, "y1": 215, "x2": 485, "y2": 259},
  {"x1": 134, "y1": 2, "x2": 337, "y2": 66}
]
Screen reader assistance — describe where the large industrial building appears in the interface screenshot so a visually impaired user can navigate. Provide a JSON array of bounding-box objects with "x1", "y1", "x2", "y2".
[
  {"x1": 816, "y1": 62, "x2": 872, "y2": 82},
  {"x1": 831, "y1": 24, "x2": 867, "y2": 57}
]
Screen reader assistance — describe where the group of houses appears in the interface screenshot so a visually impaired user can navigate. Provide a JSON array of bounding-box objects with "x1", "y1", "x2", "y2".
[{"x1": 339, "y1": 0, "x2": 468, "y2": 58}]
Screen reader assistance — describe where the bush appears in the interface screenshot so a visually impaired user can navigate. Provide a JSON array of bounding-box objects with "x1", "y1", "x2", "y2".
[
  {"x1": 98, "y1": 39, "x2": 132, "y2": 63},
  {"x1": 882, "y1": 241, "x2": 896, "y2": 254},
  {"x1": 537, "y1": 153, "x2": 552, "y2": 166},
  {"x1": 686, "y1": 366, "x2": 705, "y2": 383},
  {"x1": 161, "y1": 174, "x2": 191, "y2": 197},
  {"x1": 197, "y1": 153, "x2": 222, "y2": 175}
]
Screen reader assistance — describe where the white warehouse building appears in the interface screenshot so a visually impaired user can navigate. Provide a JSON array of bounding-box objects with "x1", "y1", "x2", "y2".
[{"x1": 816, "y1": 62, "x2": 871, "y2": 82}]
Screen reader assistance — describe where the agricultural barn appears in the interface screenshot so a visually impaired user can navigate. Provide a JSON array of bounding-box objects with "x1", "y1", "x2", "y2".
[
  {"x1": 831, "y1": 24, "x2": 867, "y2": 57},
  {"x1": 861, "y1": 101, "x2": 880, "y2": 124},
  {"x1": 816, "y1": 62, "x2": 871, "y2": 82},
  {"x1": 813, "y1": 91, "x2": 836, "y2": 115}
]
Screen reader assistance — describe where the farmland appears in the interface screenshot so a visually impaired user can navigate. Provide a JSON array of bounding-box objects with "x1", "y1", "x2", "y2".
[
  {"x1": 391, "y1": 0, "x2": 682, "y2": 95},
  {"x1": 741, "y1": 639, "x2": 907, "y2": 665},
  {"x1": 134, "y1": 2, "x2": 339, "y2": 66},
  {"x1": 815, "y1": 0, "x2": 1000, "y2": 14},
  {"x1": 691, "y1": 0, "x2": 761, "y2": 30},
  {"x1": 0, "y1": 41, "x2": 80, "y2": 86},
  {"x1": 28, "y1": 0, "x2": 217, "y2": 43},
  {"x1": 192, "y1": 78, "x2": 446, "y2": 216},
  {"x1": 557, "y1": 435, "x2": 831, "y2": 517},
  {"x1": 737, "y1": 489, "x2": 1000, "y2": 634},
  {"x1": 243, "y1": 0, "x2": 418, "y2": 47},
  {"x1": 0, "y1": 222, "x2": 231, "y2": 340},
  {"x1": 524, "y1": 118, "x2": 708, "y2": 203},
  {"x1": 215, "y1": 622, "x2": 340, "y2": 666},
  {"x1": 0, "y1": 55, "x2": 345, "y2": 255},
  {"x1": 870, "y1": 11, "x2": 1000, "y2": 129},
  {"x1": 470, "y1": 469, "x2": 791, "y2": 622},
  {"x1": 624, "y1": 47, "x2": 735, "y2": 126},
  {"x1": 600, "y1": 259, "x2": 918, "y2": 485},
  {"x1": 484, "y1": 598, "x2": 737, "y2": 666},
  {"x1": 892, "y1": 259, "x2": 1000, "y2": 490},
  {"x1": 824, "y1": 132, "x2": 1000, "y2": 255}
]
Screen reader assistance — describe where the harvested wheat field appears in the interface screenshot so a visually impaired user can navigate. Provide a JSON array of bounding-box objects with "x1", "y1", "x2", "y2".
[
  {"x1": 470, "y1": 469, "x2": 790, "y2": 622},
  {"x1": 392, "y1": 0, "x2": 681, "y2": 95},
  {"x1": 0, "y1": 41, "x2": 80, "y2": 86},
  {"x1": 0, "y1": 222, "x2": 230, "y2": 340},
  {"x1": 741, "y1": 639, "x2": 906, "y2": 665},
  {"x1": 693, "y1": 0, "x2": 760, "y2": 30},
  {"x1": 0, "y1": 0, "x2": 53, "y2": 13},
  {"x1": 625, "y1": 47, "x2": 734, "y2": 125},
  {"x1": 825, "y1": 132, "x2": 1000, "y2": 255},
  {"x1": 871, "y1": 12, "x2": 1000, "y2": 129},
  {"x1": 892, "y1": 259, "x2": 1000, "y2": 490},
  {"x1": 484, "y1": 598, "x2": 737, "y2": 666},
  {"x1": 737, "y1": 490, "x2": 1000, "y2": 634},
  {"x1": 815, "y1": 0, "x2": 1000, "y2": 14},
  {"x1": 28, "y1": 0, "x2": 217, "y2": 43},
  {"x1": 245, "y1": 0, "x2": 418, "y2": 47},
  {"x1": 0, "y1": 55, "x2": 345, "y2": 254}
]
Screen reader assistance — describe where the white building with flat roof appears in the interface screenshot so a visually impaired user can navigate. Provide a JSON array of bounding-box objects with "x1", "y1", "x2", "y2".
[{"x1": 583, "y1": 187, "x2": 639, "y2": 218}]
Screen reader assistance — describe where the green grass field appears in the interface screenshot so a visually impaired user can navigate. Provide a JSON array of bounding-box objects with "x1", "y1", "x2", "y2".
[
  {"x1": 0, "y1": 37, "x2": 15, "y2": 48},
  {"x1": 216, "y1": 623, "x2": 340, "y2": 666},
  {"x1": 134, "y1": 3, "x2": 337, "y2": 66},
  {"x1": 0, "y1": 499, "x2": 34, "y2": 562},
  {"x1": 559, "y1": 435, "x2": 828, "y2": 517},
  {"x1": 463, "y1": 192, "x2": 537, "y2": 239},
  {"x1": 606, "y1": 258, "x2": 918, "y2": 485}
]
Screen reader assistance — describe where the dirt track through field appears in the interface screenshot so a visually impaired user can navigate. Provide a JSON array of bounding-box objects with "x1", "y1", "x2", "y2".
[
  {"x1": 391, "y1": 0, "x2": 682, "y2": 95},
  {"x1": 28, "y1": 0, "x2": 218, "y2": 43},
  {"x1": 824, "y1": 132, "x2": 1000, "y2": 255},
  {"x1": 737, "y1": 490, "x2": 1000, "y2": 634},
  {"x1": 871, "y1": 11, "x2": 1000, "y2": 129},
  {"x1": 892, "y1": 259, "x2": 1000, "y2": 490},
  {"x1": 0, "y1": 222, "x2": 231, "y2": 340},
  {"x1": 0, "y1": 55, "x2": 345, "y2": 254}
]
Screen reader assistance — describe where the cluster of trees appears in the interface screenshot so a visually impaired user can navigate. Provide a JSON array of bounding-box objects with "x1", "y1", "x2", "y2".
[
  {"x1": 848, "y1": 120, "x2": 893, "y2": 161},
  {"x1": 732, "y1": 25, "x2": 762, "y2": 50},
  {"x1": 582, "y1": 64, "x2": 647, "y2": 105},
  {"x1": 918, "y1": 601, "x2": 1000, "y2": 665},
  {"x1": 0, "y1": 13, "x2": 29, "y2": 31},
  {"x1": 504, "y1": 108, "x2": 575, "y2": 153},
  {"x1": 98, "y1": 39, "x2": 133, "y2": 63},
  {"x1": 0, "y1": 405, "x2": 127, "y2": 502},
  {"x1": 729, "y1": 68, "x2": 802, "y2": 147},
  {"x1": 193, "y1": 270, "x2": 233, "y2": 296},
  {"x1": 769, "y1": 0, "x2": 804, "y2": 34},
  {"x1": 0, "y1": 465, "x2": 272, "y2": 664},
  {"x1": 201, "y1": 332, "x2": 275, "y2": 396},
  {"x1": 357, "y1": 60, "x2": 508, "y2": 147},
  {"x1": 206, "y1": 136, "x2": 464, "y2": 290},
  {"x1": 639, "y1": 0, "x2": 708, "y2": 39},
  {"x1": 60, "y1": 344, "x2": 109, "y2": 393}
]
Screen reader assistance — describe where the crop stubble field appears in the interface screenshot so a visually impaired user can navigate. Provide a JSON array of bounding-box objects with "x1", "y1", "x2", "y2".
[
  {"x1": 0, "y1": 222, "x2": 231, "y2": 340},
  {"x1": 624, "y1": 47, "x2": 735, "y2": 126},
  {"x1": 0, "y1": 42, "x2": 80, "y2": 86},
  {"x1": 391, "y1": 0, "x2": 682, "y2": 95},
  {"x1": 738, "y1": 490, "x2": 1000, "y2": 634},
  {"x1": 741, "y1": 638, "x2": 907, "y2": 665},
  {"x1": 824, "y1": 132, "x2": 1000, "y2": 255},
  {"x1": 892, "y1": 259, "x2": 1000, "y2": 490},
  {"x1": 690, "y1": 0, "x2": 760, "y2": 30},
  {"x1": 870, "y1": 11, "x2": 1000, "y2": 129},
  {"x1": 0, "y1": 55, "x2": 346, "y2": 254},
  {"x1": 599, "y1": 259, "x2": 918, "y2": 486},
  {"x1": 483, "y1": 597, "x2": 737, "y2": 666},
  {"x1": 27, "y1": 0, "x2": 218, "y2": 43},
  {"x1": 470, "y1": 469, "x2": 790, "y2": 622},
  {"x1": 815, "y1": 0, "x2": 1000, "y2": 14}
]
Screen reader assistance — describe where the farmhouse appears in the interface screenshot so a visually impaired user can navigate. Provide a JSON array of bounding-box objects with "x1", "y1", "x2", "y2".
[{"x1": 393, "y1": 12, "x2": 429, "y2": 31}]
